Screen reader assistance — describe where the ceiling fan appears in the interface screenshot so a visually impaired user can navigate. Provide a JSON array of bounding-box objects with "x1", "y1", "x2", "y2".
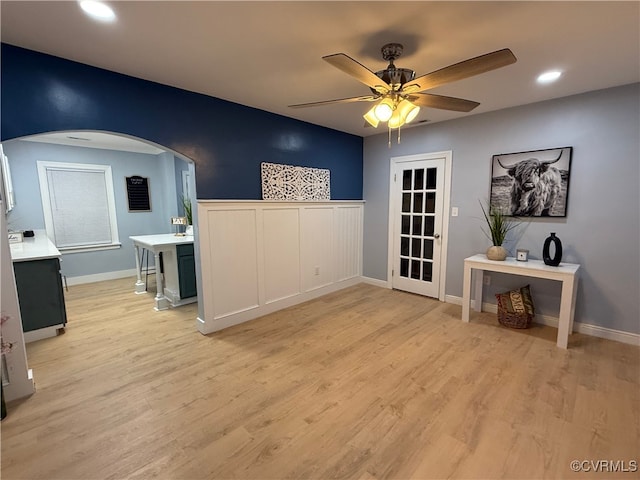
[{"x1": 289, "y1": 43, "x2": 517, "y2": 139}]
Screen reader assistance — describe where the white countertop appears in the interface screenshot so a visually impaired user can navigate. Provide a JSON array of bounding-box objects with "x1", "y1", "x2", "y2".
[
  {"x1": 130, "y1": 233, "x2": 194, "y2": 250},
  {"x1": 10, "y1": 230, "x2": 61, "y2": 262}
]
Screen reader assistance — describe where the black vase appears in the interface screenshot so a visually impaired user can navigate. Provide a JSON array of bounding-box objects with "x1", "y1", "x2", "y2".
[{"x1": 543, "y1": 232, "x2": 563, "y2": 266}]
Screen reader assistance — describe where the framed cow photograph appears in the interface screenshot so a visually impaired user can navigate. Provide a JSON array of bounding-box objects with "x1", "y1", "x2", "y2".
[{"x1": 490, "y1": 146, "x2": 573, "y2": 217}]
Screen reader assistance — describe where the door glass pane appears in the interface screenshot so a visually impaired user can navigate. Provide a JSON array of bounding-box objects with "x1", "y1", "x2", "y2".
[
  {"x1": 400, "y1": 258, "x2": 409, "y2": 277},
  {"x1": 401, "y1": 215, "x2": 410, "y2": 235},
  {"x1": 412, "y1": 216, "x2": 422, "y2": 236},
  {"x1": 426, "y1": 168, "x2": 437, "y2": 189},
  {"x1": 402, "y1": 193, "x2": 411, "y2": 212},
  {"x1": 423, "y1": 216, "x2": 435, "y2": 236},
  {"x1": 422, "y1": 261, "x2": 433, "y2": 282},
  {"x1": 425, "y1": 192, "x2": 435, "y2": 213},
  {"x1": 413, "y1": 193, "x2": 423, "y2": 213},
  {"x1": 397, "y1": 161, "x2": 440, "y2": 288},
  {"x1": 414, "y1": 169, "x2": 425, "y2": 190},
  {"x1": 401, "y1": 237, "x2": 409, "y2": 256},
  {"x1": 423, "y1": 239, "x2": 434, "y2": 260},
  {"x1": 402, "y1": 170, "x2": 412, "y2": 190},
  {"x1": 411, "y1": 260, "x2": 421, "y2": 279},
  {"x1": 412, "y1": 238, "x2": 421, "y2": 258}
]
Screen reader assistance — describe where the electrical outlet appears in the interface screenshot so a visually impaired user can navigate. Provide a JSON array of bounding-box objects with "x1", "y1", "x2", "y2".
[
  {"x1": 314, "y1": 266, "x2": 320, "y2": 276},
  {"x1": 483, "y1": 274, "x2": 491, "y2": 286},
  {"x1": 451, "y1": 207, "x2": 459, "y2": 217}
]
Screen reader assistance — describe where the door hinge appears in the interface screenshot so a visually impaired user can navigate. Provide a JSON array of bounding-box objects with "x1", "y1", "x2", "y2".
[
  {"x1": 392, "y1": 269, "x2": 395, "y2": 276},
  {"x1": 394, "y1": 173, "x2": 396, "y2": 182}
]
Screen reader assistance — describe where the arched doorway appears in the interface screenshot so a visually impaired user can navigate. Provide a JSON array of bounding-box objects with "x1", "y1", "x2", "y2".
[{"x1": 1, "y1": 130, "x2": 202, "y2": 398}]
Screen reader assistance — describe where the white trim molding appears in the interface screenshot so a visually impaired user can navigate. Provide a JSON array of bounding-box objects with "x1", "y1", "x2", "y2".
[
  {"x1": 446, "y1": 295, "x2": 640, "y2": 347},
  {"x1": 360, "y1": 276, "x2": 391, "y2": 289},
  {"x1": 197, "y1": 201, "x2": 364, "y2": 334},
  {"x1": 65, "y1": 268, "x2": 139, "y2": 286}
]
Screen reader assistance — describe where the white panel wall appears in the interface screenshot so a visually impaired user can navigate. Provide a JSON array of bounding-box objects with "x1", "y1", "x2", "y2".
[
  {"x1": 301, "y1": 207, "x2": 334, "y2": 292},
  {"x1": 263, "y1": 208, "x2": 300, "y2": 303},
  {"x1": 197, "y1": 201, "x2": 364, "y2": 334},
  {"x1": 209, "y1": 209, "x2": 259, "y2": 318},
  {"x1": 334, "y1": 205, "x2": 363, "y2": 282}
]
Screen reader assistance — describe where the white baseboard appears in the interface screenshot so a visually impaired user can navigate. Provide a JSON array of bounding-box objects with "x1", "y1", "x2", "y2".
[
  {"x1": 360, "y1": 276, "x2": 390, "y2": 289},
  {"x1": 445, "y1": 295, "x2": 640, "y2": 347},
  {"x1": 65, "y1": 268, "x2": 141, "y2": 286},
  {"x1": 198, "y1": 276, "x2": 363, "y2": 335}
]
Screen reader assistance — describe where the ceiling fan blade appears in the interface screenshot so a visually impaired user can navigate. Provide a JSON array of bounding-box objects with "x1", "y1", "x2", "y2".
[
  {"x1": 323, "y1": 53, "x2": 391, "y2": 94},
  {"x1": 289, "y1": 95, "x2": 378, "y2": 109},
  {"x1": 402, "y1": 48, "x2": 517, "y2": 93},
  {"x1": 409, "y1": 93, "x2": 480, "y2": 112}
]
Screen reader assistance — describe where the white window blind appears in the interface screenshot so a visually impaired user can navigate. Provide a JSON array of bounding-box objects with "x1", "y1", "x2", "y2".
[{"x1": 38, "y1": 162, "x2": 120, "y2": 251}]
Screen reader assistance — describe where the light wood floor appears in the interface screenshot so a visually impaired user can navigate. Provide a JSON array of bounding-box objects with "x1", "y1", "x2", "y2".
[{"x1": 2, "y1": 278, "x2": 638, "y2": 479}]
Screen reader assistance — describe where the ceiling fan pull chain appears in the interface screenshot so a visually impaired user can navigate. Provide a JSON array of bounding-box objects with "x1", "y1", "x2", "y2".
[{"x1": 388, "y1": 127, "x2": 392, "y2": 148}]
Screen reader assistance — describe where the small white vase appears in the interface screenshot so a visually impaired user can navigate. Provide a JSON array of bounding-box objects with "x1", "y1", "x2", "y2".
[{"x1": 486, "y1": 245, "x2": 507, "y2": 261}]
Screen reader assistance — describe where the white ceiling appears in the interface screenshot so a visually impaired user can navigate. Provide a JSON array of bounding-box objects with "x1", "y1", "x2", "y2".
[{"x1": 1, "y1": 1, "x2": 638, "y2": 138}]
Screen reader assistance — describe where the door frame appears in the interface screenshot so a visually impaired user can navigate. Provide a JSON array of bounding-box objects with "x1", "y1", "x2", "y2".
[{"x1": 387, "y1": 151, "x2": 453, "y2": 302}]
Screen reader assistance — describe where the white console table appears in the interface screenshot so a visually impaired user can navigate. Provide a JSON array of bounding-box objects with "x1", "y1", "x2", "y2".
[
  {"x1": 462, "y1": 254, "x2": 580, "y2": 349},
  {"x1": 130, "y1": 234, "x2": 196, "y2": 311}
]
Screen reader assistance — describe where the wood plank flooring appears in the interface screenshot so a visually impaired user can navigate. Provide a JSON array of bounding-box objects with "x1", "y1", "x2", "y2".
[{"x1": 1, "y1": 278, "x2": 639, "y2": 479}]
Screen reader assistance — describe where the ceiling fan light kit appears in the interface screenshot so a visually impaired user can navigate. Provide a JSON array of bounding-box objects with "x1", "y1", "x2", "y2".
[{"x1": 289, "y1": 43, "x2": 517, "y2": 146}]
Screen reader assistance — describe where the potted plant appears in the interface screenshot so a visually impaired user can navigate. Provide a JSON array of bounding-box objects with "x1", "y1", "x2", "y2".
[
  {"x1": 480, "y1": 201, "x2": 519, "y2": 261},
  {"x1": 181, "y1": 196, "x2": 193, "y2": 235}
]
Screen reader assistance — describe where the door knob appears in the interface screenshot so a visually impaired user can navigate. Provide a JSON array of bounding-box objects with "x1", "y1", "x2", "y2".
[{"x1": 434, "y1": 233, "x2": 441, "y2": 239}]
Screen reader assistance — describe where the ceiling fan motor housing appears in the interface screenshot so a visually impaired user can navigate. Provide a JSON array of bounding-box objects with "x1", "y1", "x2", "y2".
[
  {"x1": 374, "y1": 67, "x2": 416, "y2": 91},
  {"x1": 373, "y1": 43, "x2": 415, "y2": 92}
]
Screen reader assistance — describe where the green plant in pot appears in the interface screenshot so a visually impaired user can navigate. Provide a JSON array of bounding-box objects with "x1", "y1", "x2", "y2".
[
  {"x1": 480, "y1": 201, "x2": 519, "y2": 261},
  {"x1": 181, "y1": 196, "x2": 193, "y2": 235}
]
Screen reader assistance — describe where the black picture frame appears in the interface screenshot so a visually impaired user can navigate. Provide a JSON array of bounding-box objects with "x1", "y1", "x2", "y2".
[{"x1": 490, "y1": 146, "x2": 572, "y2": 217}]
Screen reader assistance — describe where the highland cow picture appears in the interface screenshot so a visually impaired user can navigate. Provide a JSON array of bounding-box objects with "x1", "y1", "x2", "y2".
[{"x1": 490, "y1": 147, "x2": 572, "y2": 217}]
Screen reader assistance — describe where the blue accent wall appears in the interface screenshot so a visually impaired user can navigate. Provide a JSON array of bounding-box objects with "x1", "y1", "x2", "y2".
[{"x1": 1, "y1": 44, "x2": 363, "y2": 200}]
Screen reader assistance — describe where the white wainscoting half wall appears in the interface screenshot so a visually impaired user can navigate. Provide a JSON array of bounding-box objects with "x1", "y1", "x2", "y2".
[{"x1": 197, "y1": 201, "x2": 364, "y2": 334}]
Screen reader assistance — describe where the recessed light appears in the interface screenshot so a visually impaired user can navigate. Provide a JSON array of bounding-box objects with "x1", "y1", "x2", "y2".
[
  {"x1": 79, "y1": 0, "x2": 115, "y2": 22},
  {"x1": 537, "y1": 70, "x2": 562, "y2": 84}
]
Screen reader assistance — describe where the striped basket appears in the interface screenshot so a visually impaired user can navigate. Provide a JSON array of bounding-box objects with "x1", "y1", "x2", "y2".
[{"x1": 495, "y1": 285, "x2": 535, "y2": 329}]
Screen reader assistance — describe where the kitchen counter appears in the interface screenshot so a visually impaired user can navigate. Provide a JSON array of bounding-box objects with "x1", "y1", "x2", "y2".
[
  {"x1": 130, "y1": 233, "x2": 196, "y2": 311},
  {"x1": 9, "y1": 230, "x2": 67, "y2": 342},
  {"x1": 129, "y1": 233, "x2": 194, "y2": 250},
  {"x1": 10, "y1": 230, "x2": 61, "y2": 262}
]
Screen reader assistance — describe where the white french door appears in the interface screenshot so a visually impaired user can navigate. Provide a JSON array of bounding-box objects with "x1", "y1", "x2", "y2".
[{"x1": 391, "y1": 155, "x2": 447, "y2": 298}]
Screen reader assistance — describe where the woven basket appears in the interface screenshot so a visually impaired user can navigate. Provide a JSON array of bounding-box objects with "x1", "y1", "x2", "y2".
[{"x1": 496, "y1": 285, "x2": 535, "y2": 329}]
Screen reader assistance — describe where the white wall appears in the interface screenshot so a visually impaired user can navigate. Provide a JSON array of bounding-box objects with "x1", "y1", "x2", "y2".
[
  {"x1": 363, "y1": 83, "x2": 640, "y2": 335},
  {"x1": 197, "y1": 201, "x2": 363, "y2": 333},
  {"x1": 1, "y1": 188, "x2": 34, "y2": 401}
]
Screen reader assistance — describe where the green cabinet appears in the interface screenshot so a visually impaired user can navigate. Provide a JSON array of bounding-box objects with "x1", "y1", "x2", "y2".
[
  {"x1": 176, "y1": 244, "x2": 197, "y2": 299},
  {"x1": 13, "y1": 258, "x2": 67, "y2": 332}
]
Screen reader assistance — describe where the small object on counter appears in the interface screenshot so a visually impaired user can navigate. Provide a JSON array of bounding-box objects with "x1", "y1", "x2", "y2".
[
  {"x1": 8, "y1": 231, "x2": 23, "y2": 243},
  {"x1": 23, "y1": 230, "x2": 34, "y2": 237},
  {"x1": 516, "y1": 249, "x2": 529, "y2": 262}
]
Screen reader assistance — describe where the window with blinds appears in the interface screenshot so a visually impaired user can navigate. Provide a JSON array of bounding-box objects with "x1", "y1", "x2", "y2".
[{"x1": 37, "y1": 161, "x2": 120, "y2": 251}]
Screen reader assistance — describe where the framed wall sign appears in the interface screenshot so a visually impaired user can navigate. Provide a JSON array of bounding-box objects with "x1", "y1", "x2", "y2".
[
  {"x1": 126, "y1": 175, "x2": 151, "y2": 212},
  {"x1": 490, "y1": 147, "x2": 572, "y2": 217}
]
